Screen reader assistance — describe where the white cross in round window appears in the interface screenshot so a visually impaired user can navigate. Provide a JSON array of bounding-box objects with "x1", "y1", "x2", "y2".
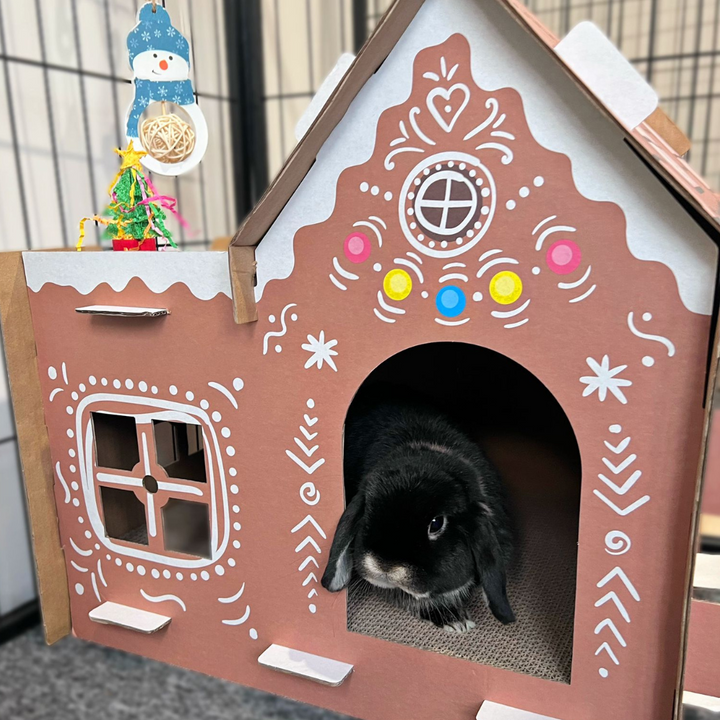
[
  {"x1": 398, "y1": 152, "x2": 496, "y2": 259},
  {"x1": 414, "y1": 170, "x2": 478, "y2": 237}
]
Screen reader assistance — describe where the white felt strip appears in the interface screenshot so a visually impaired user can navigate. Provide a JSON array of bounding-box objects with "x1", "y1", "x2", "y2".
[
  {"x1": 555, "y1": 21, "x2": 658, "y2": 130},
  {"x1": 258, "y1": 644, "x2": 353, "y2": 687},
  {"x1": 89, "y1": 601, "x2": 171, "y2": 634}
]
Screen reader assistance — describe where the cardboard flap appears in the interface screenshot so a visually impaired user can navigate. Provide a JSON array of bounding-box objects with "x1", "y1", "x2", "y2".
[
  {"x1": 477, "y1": 701, "x2": 561, "y2": 719},
  {"x1": 0, "y1": 251, "x2": 71, "y2": 644},
  {"x1": 645, "y1": 107, "x2": 692, "y2": 157},
  {"x1": 228, "y1": 246, "x2": 258, "y2": 324},
  {"x1": 258, "y1": 644, "x2": 354, "y2": 687},
  {"x1": 89, "y1": 601, "x2": 171, "y2": 634},
  {"x1": 75, "y1": 305, "x2": 170, "y2": 318}
]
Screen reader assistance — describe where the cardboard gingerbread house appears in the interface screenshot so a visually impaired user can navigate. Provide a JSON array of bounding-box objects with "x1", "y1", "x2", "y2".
[{"x1": 3, "y1": 1, "x2": 720, "y2": 719}]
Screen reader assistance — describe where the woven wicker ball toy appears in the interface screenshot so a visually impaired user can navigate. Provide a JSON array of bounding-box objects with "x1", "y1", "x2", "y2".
[{"x1": 140, "y1": 103, "x2": 196, "y2": 165}]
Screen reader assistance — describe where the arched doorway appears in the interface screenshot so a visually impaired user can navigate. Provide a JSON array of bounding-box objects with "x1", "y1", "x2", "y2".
[{"x1": 344, "y1": 342, "x2": 581, "y2": 683}]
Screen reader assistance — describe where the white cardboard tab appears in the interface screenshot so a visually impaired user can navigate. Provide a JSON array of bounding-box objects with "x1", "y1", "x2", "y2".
[
  {"x1": 75, "y1": 305, "x2": 169, "y2": 317},
  {"x1": 258, "y1": 644, "x2": 353, "y2": 687},
  {"x1": 683, "y1": 691, "x2": 720, "y2": 712},
  {"x1": 89, "y1": 601, "x2": 171, "y2": 633},
  {"x1": 693, "y1": 553, "x2": 720, "y2": 590},
  {"x1": 477, "y1": 701, "x2": 561, "y2": 720},
  {"x1": 295, "y1": 53, "x2": 356, "y2": 142},
  {"x1": 555, "y1": 21, "x2": 658, "y2": 130}
]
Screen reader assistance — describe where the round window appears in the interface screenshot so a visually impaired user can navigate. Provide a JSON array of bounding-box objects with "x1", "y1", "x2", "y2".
[{"x1": 399, "y1": 152, "x2": 496, "y2": 258}]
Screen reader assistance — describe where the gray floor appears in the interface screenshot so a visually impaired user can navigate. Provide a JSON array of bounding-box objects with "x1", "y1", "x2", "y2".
[
  {"x1": 0, "y1": 626, "x2": 716, "y2": 719},
  {"x1": 0, "y1": 627, "x2": 351, "y2": 720}
]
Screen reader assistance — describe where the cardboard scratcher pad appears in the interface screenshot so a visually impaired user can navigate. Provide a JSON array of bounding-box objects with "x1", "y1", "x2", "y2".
[{"x1": 347, "y1": 434, "x2": 579, "y2": 684}]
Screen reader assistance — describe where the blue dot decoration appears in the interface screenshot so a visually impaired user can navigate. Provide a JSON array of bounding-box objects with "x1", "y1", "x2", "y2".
[{"x1": 435, "y1": 286, "x2": 467, "y2": 318}]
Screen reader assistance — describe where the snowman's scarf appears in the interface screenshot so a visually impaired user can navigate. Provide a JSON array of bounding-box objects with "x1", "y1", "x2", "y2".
[{"x1": 126, "y1": 78, "x2": 195, "y2": 137}]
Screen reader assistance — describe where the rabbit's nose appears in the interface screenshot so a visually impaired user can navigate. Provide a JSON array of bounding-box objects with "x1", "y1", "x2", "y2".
[{"x1": 159, "y1": 59, "x2": 169, "y2": 70}]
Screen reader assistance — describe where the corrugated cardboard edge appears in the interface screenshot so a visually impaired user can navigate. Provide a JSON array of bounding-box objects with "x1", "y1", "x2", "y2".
[
  {"x1": 646, "y1": 107, "x2": 691, "y2": 157},
  {"x1": 229, "y1": 246, "x2": 258, "y2": 324},
  {"x1": 673, "y1": 318, "x2": 720, "y2": 719},
  {"x1": 0, "y1": 251, "x2": 71, "y2": 645}
]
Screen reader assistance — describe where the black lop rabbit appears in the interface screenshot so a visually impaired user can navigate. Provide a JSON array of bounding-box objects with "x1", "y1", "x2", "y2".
[{"x1": 321, "y1": 385, "x2": 515, "y2": 632}]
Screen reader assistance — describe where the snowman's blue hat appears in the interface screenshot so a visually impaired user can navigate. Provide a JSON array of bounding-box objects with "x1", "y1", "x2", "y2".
[{"x1": 127, "y1": 3, "x2": 190, "y2": 66}]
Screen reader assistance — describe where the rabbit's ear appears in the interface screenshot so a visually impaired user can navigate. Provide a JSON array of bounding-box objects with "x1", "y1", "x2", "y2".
[
  {"x1": 470, "y1": 514, "x2": 515, "y2": 625},
  {"x1": 321, "y1": 492, "x2": 364, "y2": 592},
  {"x1": 481, "y1": 563, "x2": 515, "y2": 625}
]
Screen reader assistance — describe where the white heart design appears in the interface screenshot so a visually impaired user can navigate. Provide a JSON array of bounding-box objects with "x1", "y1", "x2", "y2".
[{"x1": 426, "y1": 84, "x2": 470, "y2": 133}]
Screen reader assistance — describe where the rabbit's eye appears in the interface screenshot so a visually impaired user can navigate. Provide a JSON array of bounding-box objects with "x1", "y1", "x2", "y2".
[{"x1": 428, "y1": 516, "x2": 445, "y2": 538}]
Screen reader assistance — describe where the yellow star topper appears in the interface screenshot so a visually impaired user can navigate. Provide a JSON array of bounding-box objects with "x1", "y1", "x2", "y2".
[
  {"x1": 105, "y1": 140, "x2": 148, "y2": 197},
  {"x1": 116, "y1": 140, "x2": 147, "y2": 171}
]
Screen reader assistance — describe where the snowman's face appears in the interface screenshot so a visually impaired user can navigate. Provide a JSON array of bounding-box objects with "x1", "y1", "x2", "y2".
[{"x1": 133, "y1": 50, "x2": 189, "y2": 82}]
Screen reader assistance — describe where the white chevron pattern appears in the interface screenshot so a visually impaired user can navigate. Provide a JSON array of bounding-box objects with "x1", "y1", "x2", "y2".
[
  {"x1": 601, "y1": 454, "x2": 637, "y2": 474},
  {"x1": 594, "y1": 618, "x2": 626, "y2": 647},
  {"x1": 294, "y1": 437, "x2": 320, "y2": 457},
  {"x1": 598, "y1": 470, "x2": 642, "y2": 495},
  {"x1": 594, "y1": 591, "x2": 630, "y2": 622},
  {"x1": 593, "y1": 490, "x2": 651, "y2": 515},
  {"x1": 593, "y1": 425, "x2": 646, "y2": 679},
  {"x1": 286, "y1": 451, "x2": 326, "y2": 474},
  {"x1": 603, "y1": 437, "x2": 631, "y2": 454},
  {"x1": 594, "y1": 429, "x2": 649, "y2": 517},
  {"x1": 289, "y1": 399, "x2": 326, "y2": 614}
]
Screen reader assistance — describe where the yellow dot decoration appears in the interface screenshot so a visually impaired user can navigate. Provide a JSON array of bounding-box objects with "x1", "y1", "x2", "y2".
[
  {"x1": 489, "y1": 271, "x2": 523, "y2": 305},
  {"x1": 384, "y1": 268, "x2": 413, "y2": 301}
]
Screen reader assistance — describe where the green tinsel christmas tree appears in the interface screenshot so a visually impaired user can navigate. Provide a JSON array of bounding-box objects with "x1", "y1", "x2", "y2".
[{"x1": 78, "y1": 141, "x2": 177, "y2": 251}]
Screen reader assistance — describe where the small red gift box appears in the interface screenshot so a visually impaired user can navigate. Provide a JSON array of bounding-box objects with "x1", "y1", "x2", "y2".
[{"x1": 112, "y1": 238, "x2": 157, "y2": 252}]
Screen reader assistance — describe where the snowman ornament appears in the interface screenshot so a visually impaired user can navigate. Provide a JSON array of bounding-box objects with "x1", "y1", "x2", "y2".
[{"x1": 125, "y1": 2, "x2": 208, "y2": 176}]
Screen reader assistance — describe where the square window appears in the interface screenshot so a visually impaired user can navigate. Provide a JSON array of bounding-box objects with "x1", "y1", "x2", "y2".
[
  {"x1": 100, "y1": 486, "x2": 148, "y2": 545},
  {"x1": 92, "y1": 412, "x2": 140, "y2": 471}
]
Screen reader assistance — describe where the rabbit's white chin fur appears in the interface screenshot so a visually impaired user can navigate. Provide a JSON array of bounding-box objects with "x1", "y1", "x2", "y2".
[{"x1": 363, "y1": 575, "x2": 431, "y2": 598}]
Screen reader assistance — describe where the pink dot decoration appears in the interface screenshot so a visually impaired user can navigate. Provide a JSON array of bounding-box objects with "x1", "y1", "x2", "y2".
[
  {"x1": 343, "y1": 232, "x2": 371, "y2": 264},
  {"x1": 546, "y1": 240, "x2": 582, "y2": 275}
]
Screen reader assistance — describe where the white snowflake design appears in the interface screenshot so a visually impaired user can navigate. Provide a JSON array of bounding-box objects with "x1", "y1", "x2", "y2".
[
  {"x1": 580, "y1": 355, "x2": 632, "y2": 404},
  {"x1": 172, "y1": 94, "x2": 183, "y2": 104},
  {"x1": 141, "y1": 31, "x2": 150, "y2": 41},
  {"x1": 158, "y1": 86, "x2": 168, "y2": 98},
  {"x1": 154, "y1": 29, "x2": 162, "y2": 37},
  {"x1": 302, "y1": 332, "x2": 338, "y2": 372},
  {"x1": 167, "y1": 26, "x2": 176, "y2": 36}
]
